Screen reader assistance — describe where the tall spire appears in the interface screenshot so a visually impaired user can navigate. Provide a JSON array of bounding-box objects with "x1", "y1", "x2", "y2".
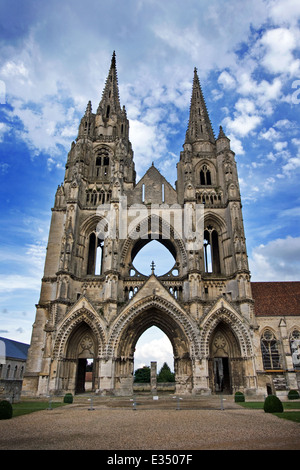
[
  {"x1": 97, "y1": 51, "x2": 121, "y2": 116},
  {"x1": 185, "y1": 68, "x2": 215, "y2": 145}
]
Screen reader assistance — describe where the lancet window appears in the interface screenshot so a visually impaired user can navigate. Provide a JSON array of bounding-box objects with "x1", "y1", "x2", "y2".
[
  {"x1": 200, "y1": 165, "x2": 212, "y2": 185},
  {"x1": 203, "y1": 227, "x2": 221, "y2": 274},
  {"x1": 87, "y1": 232, "x2": 104, "y2": 275},
  {"x1": 261, "y1": 329, "x2": 282, "y2": 370},
  {"x1": 95, "y1": 148, "x2": 110, "y2": 178}
]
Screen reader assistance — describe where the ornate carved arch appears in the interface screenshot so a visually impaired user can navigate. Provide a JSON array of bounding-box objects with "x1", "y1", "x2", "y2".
[
  {"x1": 200, "y1": 307, "x2": 254, "y2": 358},
  {"x1": 204, "y1": 210, "x2": 227, "y2": 233},
  {"x1": 107, "y1": 295, "x2": 201, "y2": 360},
  {"x1": 53, "y1": 307, "x2": 106, "y2": 359},
  {"x1": 120, "y1": 213, "x2": 187, "y2": 268},
  {"x1": 80, "y1": 214, "x2": 102, "y2": 237}
]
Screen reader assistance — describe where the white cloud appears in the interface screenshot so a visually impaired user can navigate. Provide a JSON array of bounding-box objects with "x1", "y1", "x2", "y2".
[
  {"x1": 223, "y1": 113, "x2": 261, "y2": 137},
  {"x1": 260, "y1": 127, "x2": 281, "y2": 141},
  {"x1": 260, "y1": 27, "x2": 300, "y2": 76},
  {"x1": 227, "y1": 134, "x2": 244, "y2": 155},
  {"x1": 218, "y1": 70, "x2": 236, "y2": 89},
  {"x1": 0, "y1": 122, "x2": 9, "y2": 142},
  {"x1": 249, "y1": 236, "x2": 300, "y2": 281},
  {"x1": 134, "y1": 328, "x2": 174, "y2": 371},
  {"x1": 282, "y1": 155, "x2": 300, "y2": 174},
  {"x1": 274, "y1": 141, "x2": 287, "y2": 151},
  {"x1": 130, "y1": 119, "x2": 168, "y2": 175},
  {"x1": 269, "y1": 0, "x2": 300, "y2": 26}
]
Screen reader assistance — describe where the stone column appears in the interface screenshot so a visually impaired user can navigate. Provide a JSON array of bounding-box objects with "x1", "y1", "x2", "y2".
[{"x1": 151, "y1": 361, "x2": 157, "y2": 394}]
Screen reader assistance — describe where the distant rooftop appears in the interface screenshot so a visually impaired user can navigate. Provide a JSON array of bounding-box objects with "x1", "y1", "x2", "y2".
[
  {"x1": 0, "y1": 337, "x2": 30, "y2": 360},
  {"x1": 252, "y1": 281, "x2": 300, "y2": 316}
]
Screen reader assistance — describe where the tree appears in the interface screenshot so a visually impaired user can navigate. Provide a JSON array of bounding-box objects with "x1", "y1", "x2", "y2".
[
  {"x1": 134, "y1": 366, "x2": 150, "y2": 383},
  {"x1": 157, "y1": 362, "x2": 175, "y2": 382}
]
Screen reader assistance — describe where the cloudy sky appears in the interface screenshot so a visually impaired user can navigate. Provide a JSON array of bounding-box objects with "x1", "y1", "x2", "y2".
[{"x1": 0, "y1": 0, "x2": 299, "y2": 371}]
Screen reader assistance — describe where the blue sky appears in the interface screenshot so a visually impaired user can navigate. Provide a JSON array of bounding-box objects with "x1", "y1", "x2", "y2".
[{"x1": 0, "y1": 0, "x2": 299, "y2": 371}]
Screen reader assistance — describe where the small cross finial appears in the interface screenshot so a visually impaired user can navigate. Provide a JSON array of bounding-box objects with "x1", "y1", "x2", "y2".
[{"x1": 151, "y1": 260, "x2": 156, "y2": 274}]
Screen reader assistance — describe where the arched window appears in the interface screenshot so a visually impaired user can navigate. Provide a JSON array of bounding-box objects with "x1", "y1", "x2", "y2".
[
  {"x1": 200, "y1": 165, "x2": 212, "y2": 185},
  {"x1": 87, "y1": 233, "x2": 103, "y2": 275},
  {"x1": 290, "y1": 329, "x2": 300, "y2": 369},
  {"x1": 261, "y1": 329, "x2": 281, "y2": 370},
  {"x1": 204, "y1": 227, "x2": 220, "y2": 274},
  {"x1": 95, "y1": 148, "x2": 110, "y2": 177}
]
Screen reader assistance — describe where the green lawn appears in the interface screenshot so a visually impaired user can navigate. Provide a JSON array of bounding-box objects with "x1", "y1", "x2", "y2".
[
  {"x1": 239, "y1": 400, "x2": 300, "y2": 423},
  {"x1": 12, "y1": 400, "x2": 66, "y2": 417}
]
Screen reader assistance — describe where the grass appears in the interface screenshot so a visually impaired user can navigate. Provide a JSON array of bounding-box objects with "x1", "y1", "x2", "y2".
[
  {"x1": 239, "y1": 400, "x2": 300, "y2": 423},
  {"x1": 12, "y1": 400, "x2": 66, "y2": 417}
]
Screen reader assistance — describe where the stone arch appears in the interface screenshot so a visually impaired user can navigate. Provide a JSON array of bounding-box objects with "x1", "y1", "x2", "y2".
[
  {"x1": 79, "y1": 215, "x2": 108, "y2": 276},
  {"x1": 51, "y1": 307, "x2": 107, "y2": 394},
  {"x1": 53, "y1": 307, "x2": 106, "y2": 359},
  {"x1": 200, "y1": 306, "x2": 254, "y2": 393},
  {"x1": 107, "y1": 295, "x2": 201, "y2": 394},
  {"x1": 195, "y1": 159, "x2": 217, "y2": 185},
  {"x1": 200, "y1": 306, "x2": 253, "y2": 358},
  {"x1": 120, "y1": 213, "x2": 187, "y2": 276}
]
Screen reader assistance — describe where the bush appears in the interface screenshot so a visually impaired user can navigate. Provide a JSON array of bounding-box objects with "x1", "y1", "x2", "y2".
[
  {"x1": 288, "y1": 389, "x2": 300, "y2": 400},
  {"x1": 63, "y1": 393, "x2": 73, "y2": 404},
  {"x1": 234, "y1": 391, "x2": 245, "y2": 402},
  {"x1": 263, "y1": 395, "x2": 283, "y2": 413},
  {"x1": 0, "y1": 400, "x2": 13, "y2": 420}
]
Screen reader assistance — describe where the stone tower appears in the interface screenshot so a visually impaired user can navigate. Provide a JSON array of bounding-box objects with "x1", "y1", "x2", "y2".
[{"x1": 23, "y1": 53, "x2": 258, "y2": 397}]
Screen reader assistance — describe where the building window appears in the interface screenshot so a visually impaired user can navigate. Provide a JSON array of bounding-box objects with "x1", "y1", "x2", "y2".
[
  {"x1": 204, "y1": 227, "x2": 220, "y2": 273},
  {"x1": 290, "y1": 329, "x2": 300, "y2": 369},
  {"x1": 87, "y1": 233, "x2": 103, "y2": 275},
  {"x1": 200, "y1": 165, "x2": 211, "y2": 185},
  {"x1": 261, "y1": 329, "x2": 282, "y2": 370}
]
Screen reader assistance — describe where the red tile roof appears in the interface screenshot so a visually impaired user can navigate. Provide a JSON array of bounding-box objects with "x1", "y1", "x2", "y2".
[{"x1": 251, "y1": 282, "x2": 300, "y2": 316}]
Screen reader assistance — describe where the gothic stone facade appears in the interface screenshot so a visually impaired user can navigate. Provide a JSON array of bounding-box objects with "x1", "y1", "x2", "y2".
[{"x1": 22, "y1": 53, "x2": 300, "y2": 397}]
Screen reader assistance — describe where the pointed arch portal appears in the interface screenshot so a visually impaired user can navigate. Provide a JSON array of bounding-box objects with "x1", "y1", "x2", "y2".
[{"x1": 108, "y1": 296, "x2": 199, "y2": 395}]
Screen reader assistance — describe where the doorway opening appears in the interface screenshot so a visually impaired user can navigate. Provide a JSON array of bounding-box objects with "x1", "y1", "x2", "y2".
[
  {"x1": 75, "y1": 357, "x2": 94, "y2": 394},
  {"x1": 213, "y1": 357, "x2": 231, "y2": 393},
  {"x1": 134, "y1": 326, "x2": 174, "y2": 374}
]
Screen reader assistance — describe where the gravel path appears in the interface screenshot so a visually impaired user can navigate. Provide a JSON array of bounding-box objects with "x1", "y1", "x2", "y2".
[{"x1": 0, "y1": 396, "x2": 299, "y2": 451}]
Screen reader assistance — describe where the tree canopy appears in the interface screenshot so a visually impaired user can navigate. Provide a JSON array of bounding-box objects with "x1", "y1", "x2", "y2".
[{"x1": 134, "y1": 362, "x2": 175, "y2": 383}]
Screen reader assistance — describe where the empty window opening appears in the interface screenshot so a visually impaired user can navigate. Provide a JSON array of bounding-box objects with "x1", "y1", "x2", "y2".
[
  {"x1": 132, "y1": 240, "x2": 175, "y2": 276},
  {"x1": 204, "y1": 228, "x2": 220, "y2": 274},
  {"x1": 87, "y1": 233, "x2": 104, "y2": 275},
  {"x1": 142, "y1": 183, "x2": 145, "y2": 202},
  {"x1": 134, "y1": 326, "x2": 174, "y2": 377},
  {"x1": 200, "y1": 165, "x2": 211, "y2": 185},
  {"x1": 162, "y1": 183, "x2": 165, "y2": 203},
  {"x1": 204, "y1": 238, "x2": 212, "y2": 273}
]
